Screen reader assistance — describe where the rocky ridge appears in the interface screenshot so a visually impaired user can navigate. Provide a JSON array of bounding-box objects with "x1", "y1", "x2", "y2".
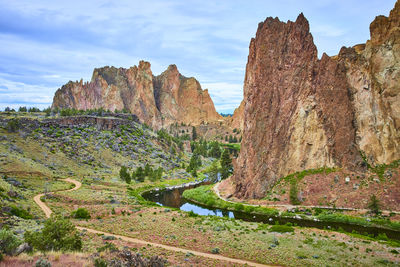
[
  {"x1": 52, "y1": 62, "x2": 222, "y2": 129},
  {"x1": 233, "y1": 1, "x2": 400, "y2": 198}
]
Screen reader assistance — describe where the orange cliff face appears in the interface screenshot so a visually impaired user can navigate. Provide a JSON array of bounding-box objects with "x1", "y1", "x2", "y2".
[
  {"x1": 232, "y1": 0, "x2": 400, "y2": 199},
  {"x1": 153, "y1": 64, "x2": 222, "y2": 127},
  {"x1": 229, "y1": 100, "x2": 244, "y2": 131},
  {"x1": 52, "y1": 61, "x2": 222, "y2": 129}
]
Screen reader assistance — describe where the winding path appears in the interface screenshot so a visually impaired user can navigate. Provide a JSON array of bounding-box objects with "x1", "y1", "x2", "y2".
[{"x1": 33, "y1": 178, "x2": 274, "y2": 267}]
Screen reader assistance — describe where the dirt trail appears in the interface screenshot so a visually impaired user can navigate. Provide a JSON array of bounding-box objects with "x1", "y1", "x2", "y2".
[
  {"x1": 33, "y1": 178, "x2": 82, "y2": 218},
  {"x1": 33, "y1": 178, "x2": 275, "y2": 267}
]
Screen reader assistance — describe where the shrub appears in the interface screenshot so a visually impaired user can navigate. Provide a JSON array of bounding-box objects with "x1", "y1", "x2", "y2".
[
  {"x1": 71, "y1": 208, "x2": 91, "y2": 219},
  {"x1": 0, "y1": 229, "x2": 21, "y2": 255},
  {"x1": 35, "y1": 258, "x2": 52, "y2": 267},
  {"x1": 94, "y1": 258, "x2": 107, "y2": 267},
  {"x1": 24, "y1": 216, "x2": 82, "y2": 252},
  {"x1": 6, "y1": 119, "x2": 20, "y2": 133},
  {"x1": 269, "y1": 224, "x2": 295, "y2": 233},
  {"x1": 187, "y1": 210, "x2": 198, "y2": 217},
  {"x1": 8, "y1": 205, "x2": 33, "y2": 219},
  {"x1": 211, "y1": 247, "x2": 220, "y2": 254}
]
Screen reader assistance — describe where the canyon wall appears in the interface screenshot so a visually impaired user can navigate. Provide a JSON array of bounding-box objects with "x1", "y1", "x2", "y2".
[
  {"x1": 52, "y1": 61, "x2": 222, "y2": 129},
  {"x1": 233, "y1": 1, "x2": 400, "y2": 198}
]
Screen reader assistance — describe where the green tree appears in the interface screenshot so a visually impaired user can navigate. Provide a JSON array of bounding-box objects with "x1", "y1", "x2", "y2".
[
  {"x1": 156, "y1": 167, "x2": 163, "y2": 180},
  {"x1": 192, "y1": 126, "x2": 197, "y2": 140},
  {"x1": 18, "y1": 106, "x2": 27, "y2": 112},
  {"x1": 367, "y1": 194, "x2": 380, "y2": 216},
  {"x1": 119, "y1": 166, "x2": 131, "y2": 183},
  {"x1": 289, "y1": 180, "x2": 300, "y2": 205},
  {"x1": 28, "y1": 107, "x2": 40, "y2": 112},
  {"x1": 187, "y1": 151, "x2": 202, "y2": 173},
  {"x1": 220, "y1": 149, "x2": 233, "y2": 179},
  {"x1": 191, "y1": 167, "x2": 198, "y2": 178},
  {"x1": 207, "y1": 160, "x2": 220, "y2": 182},
  {"x1": 43, "y1": 107, "x2": 51, "y2": 117},
  {"x1": 208, "y1": 142, "x2": 221, "y2": 158},
  {"x1": 135, "y1": 167, "x2": 144, "y2": 182},
  {"x1": 24, "y1": 216, "x2": 82, "y2": 252},
  {"x1": 144, "y1": 163, "x2": 153, "y2": 177}
]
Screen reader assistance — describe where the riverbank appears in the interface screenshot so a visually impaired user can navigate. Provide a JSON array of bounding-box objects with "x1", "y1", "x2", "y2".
[{"x1": 182, "y1": 184, "x2": 400, "y2": 243}]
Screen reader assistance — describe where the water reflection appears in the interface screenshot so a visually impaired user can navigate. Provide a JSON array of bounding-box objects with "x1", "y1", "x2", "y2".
[{"x1": 180, "y1": 203, "x2": 234, "y2": 218}]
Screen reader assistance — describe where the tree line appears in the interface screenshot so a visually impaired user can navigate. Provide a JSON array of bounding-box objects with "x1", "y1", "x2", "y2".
[{"x1": 119, "y1": 164, "x2": 163, "y2": 184}]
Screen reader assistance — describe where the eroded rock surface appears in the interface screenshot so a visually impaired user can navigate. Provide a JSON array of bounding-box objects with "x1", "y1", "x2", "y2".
[
  {"x1": 233, "y1": 1, "x2": 400, "y2": 198},
  {"x1": 52, "y1": 62, "x2": 221, "y2": 129}
]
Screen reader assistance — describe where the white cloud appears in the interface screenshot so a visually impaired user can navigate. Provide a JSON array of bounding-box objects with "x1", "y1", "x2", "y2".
[
  {"x1": 202, "y1": 82, "x2": 243, "y2": 113},
  {"x1": 0, "y1": 0, "x2": 396, "y2": 112},
  {"x1": 312, "y1": 25, "x2": 346, "y2": 37}
]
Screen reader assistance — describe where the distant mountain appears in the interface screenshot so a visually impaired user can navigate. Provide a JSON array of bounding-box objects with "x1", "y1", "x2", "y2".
[{"x1": 52, "y1": 61, "x2": 223, "y2": 129}]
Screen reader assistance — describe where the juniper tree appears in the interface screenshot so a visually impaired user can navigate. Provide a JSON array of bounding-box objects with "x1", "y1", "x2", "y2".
[{"x1": 220, "y1": 149, "x2": 233, "y2": 179}]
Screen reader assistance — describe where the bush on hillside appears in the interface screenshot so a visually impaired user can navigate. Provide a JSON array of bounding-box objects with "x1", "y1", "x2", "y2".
[
  {"x1": 0, "y1": 229, "x2": 21, "y2": 255},
  {"x1": 24, "y1": 216, "x2": 82, "y2": 252},
  {"x1": 71, "y1": 208, "x2": 91, "y2": 219}
]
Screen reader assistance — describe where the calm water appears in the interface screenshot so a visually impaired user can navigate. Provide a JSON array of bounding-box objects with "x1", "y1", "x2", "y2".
[{"x1": 142, "y1": 182, "x2": 400, "y2": 240}]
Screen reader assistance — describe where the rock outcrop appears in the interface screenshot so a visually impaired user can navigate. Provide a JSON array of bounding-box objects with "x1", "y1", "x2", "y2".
[
  {"x1": 230, "y1": 100, "x2": 244, "y2": 130},
  {"x1": 52, "y1": 62, "x2": 222, "y2": 129},
  {"x1": 153, "y1": 65, "x2": 222, "y2": 126},
  {"x1": 233, "y1": 1, "x2": 400, "y2": 198}
]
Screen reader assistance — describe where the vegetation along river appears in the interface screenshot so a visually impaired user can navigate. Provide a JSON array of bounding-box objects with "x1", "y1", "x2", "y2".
[{"x1": 142, "y1": 180, "x2": 400, "y2": 240}]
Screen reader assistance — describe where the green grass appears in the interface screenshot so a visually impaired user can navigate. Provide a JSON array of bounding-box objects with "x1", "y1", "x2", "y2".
[
  {"x1": 360, "y1": 150, "x2": 400, "y2": 180},
  {"x1": 222, "y1": 143, "x2": 240, "y2": 151},
  {"x1": 269, "y1": 224, "x2": 294, "y2": 233},
  {"x1": 182, "y1": 185, "x2": 279, "y2": 216},
  {"x1": 371, "y1": 160, "x2": 400, "y2": 180},
  {"x1": 282, "y1": 167, "x2": 338, "y2": 183},
  {"x1": 316, "y1": 212, "x2": 400, "y2": 231}
]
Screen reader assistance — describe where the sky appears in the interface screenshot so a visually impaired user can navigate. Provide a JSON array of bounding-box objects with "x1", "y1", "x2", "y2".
[{"x1": 0, "y1": 0, "x2": 396, "y2": 113}]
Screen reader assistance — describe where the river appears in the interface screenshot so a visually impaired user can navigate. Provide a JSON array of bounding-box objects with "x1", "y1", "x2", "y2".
[{"x1": 142, "y1": 180, "x2": 400, "y2": 240}]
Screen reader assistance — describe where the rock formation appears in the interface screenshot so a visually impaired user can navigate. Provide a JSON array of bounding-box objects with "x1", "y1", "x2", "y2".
[
  {"x1": 52, "y1": 61, "x2": 222, "y2": 129},
  {"x1": 153, "y1": 64, "x2": 222, "y2": 127},
  {"x1": 233, "y1": 1, "x2": 400, "y2": 198},
  {"x1": 230, "y1": 100, "x2": 244, "y2": 130}
]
